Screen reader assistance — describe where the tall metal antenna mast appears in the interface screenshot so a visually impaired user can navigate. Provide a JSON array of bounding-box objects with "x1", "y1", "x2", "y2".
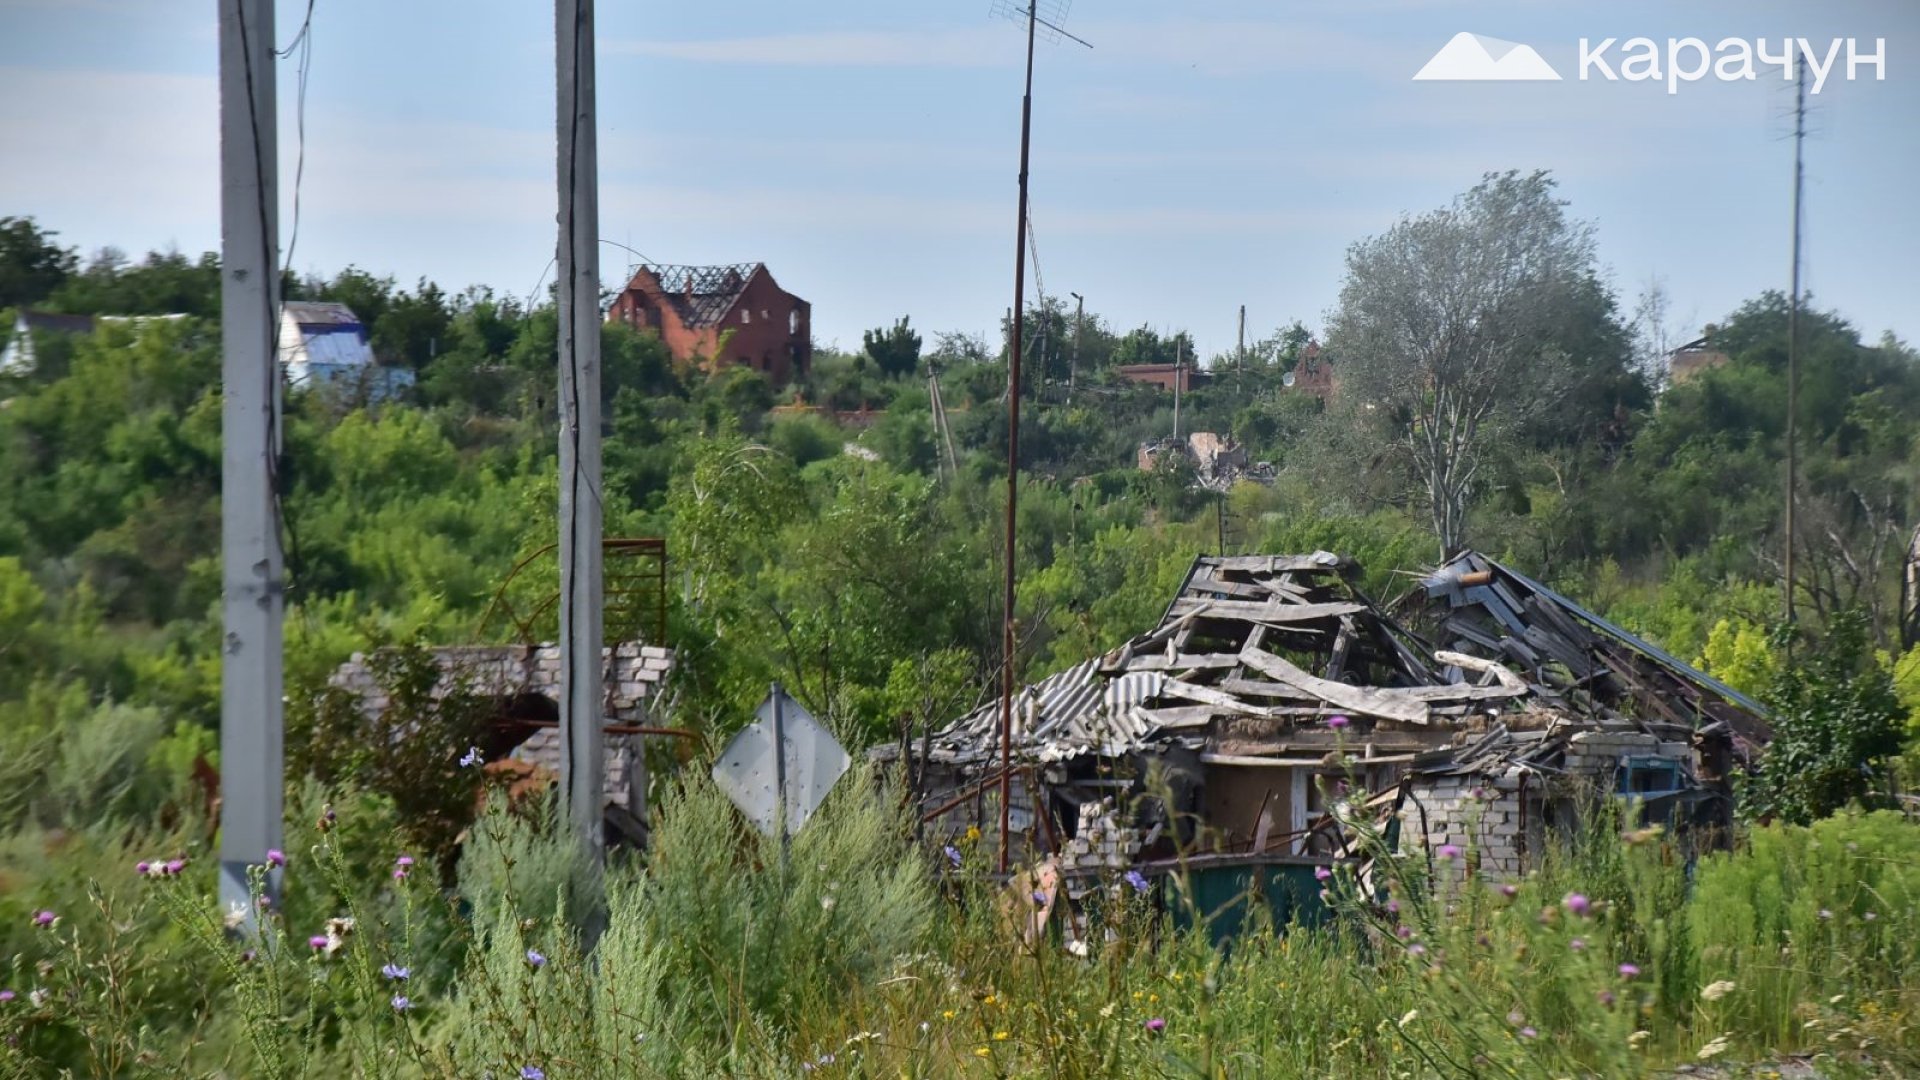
[
  {"x1": 1784, "y1": 52, "x2": 1806, "y2": 629},
  {"x1": 988, "y1": 0, "x2": 1088, "y2": 875}
]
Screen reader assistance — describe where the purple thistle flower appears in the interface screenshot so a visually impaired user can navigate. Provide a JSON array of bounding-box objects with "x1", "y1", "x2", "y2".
[
  {"x1": 31, "y1": 911, "x2": 55, "y2": 928},
  {"x1": 164, "y1": 858, "x2": 186, "y2": 876},
  {"x1": 1314, "y1": 865, "x2": 1332, "y2": 881},
  {"x1": 266, "y1": 849, "x2": 286, "y2": 868},
  {"x1": 1500, "y1": 884, "x2": 1519, "y2": 898},
  {"x1": 1385, "y1": 899, "x2": 1399, "y2": 914},
  {"x1": 395, "y1": 855, "x2": 414, "y2": 868},
  {"x1": 1124, "y1": 869, "x2": 1149, "y2": 894},
  {"x1": 391, "y1": 995, "x2": 412, "y2": 1012},
  {"x1": 1438, "y1": 844, "x2": 1461, "y2": 859},
  {"x1": 0, "y1": 990, "x2": 13, "y2": 1003},
  {"x1": 1570, "y1": 937, "x2": 1586, "y2": 952},
  {"x1": 1326, "y1": 714, "x2": 1351, "y2": 729},
  {"x1": 521, "y1": 1067, "x2": 545, "y2": 1080},
  {"x1": 382, "y1": 964, "x2": 410, "y2": 981},
  {"x1": 135, "y1": 861, "x2": 150, "y2": 876},
  {"x1": 257, "y1": 894, "x2": 272, "y2": 908},
  {"x1": 1618, "y1": 963, "x2": 1641, "y2": 978},
  {"x1": 943, "y1": 845, "x2": 962, "y2": 868},
  {"x1": 526, "y1": 949, "x2": 547, "y2": 969},
  {"x1": 1144, "y1": 1017, "x2": 1166, "y2": 1032},
  {"x1": 1520, "y1": 1026, "x2": 1538, "y2": 1039},
  {"x1": 392, "y1": 868, "x2": 408, "y2": 881},
  {"x1": 1563, "y1": 892, "x2": 1591, "y2": 917},
  {"x1": 308, "y1": 935, "x2": 329, "y2": 951},
  {"x1": 1395, "y1": 925, "x2": 1412, "y2": 939}
]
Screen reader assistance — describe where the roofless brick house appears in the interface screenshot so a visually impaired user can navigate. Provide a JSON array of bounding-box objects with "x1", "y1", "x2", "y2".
[{"x1": 607, "y1": 262, "x2": 811, "y2": 384}]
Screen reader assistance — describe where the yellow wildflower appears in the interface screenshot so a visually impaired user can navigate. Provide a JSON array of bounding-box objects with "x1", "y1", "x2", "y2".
[
  {"x1": 974, "y1": 1047, "x2": 990, "y2": 1058},
  {"x1": 993, "y1": 1031, "x2": 1009, "y2": 1041}
]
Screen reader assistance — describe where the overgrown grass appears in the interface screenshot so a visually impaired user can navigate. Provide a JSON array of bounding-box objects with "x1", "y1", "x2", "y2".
[{"x1": 2, "y1": 765, "x2": 1917, "y2": 1078}]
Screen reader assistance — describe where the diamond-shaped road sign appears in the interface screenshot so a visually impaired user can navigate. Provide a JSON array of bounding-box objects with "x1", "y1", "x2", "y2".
[{"x1": 713, "y1": 684, "x2": 850, "y2": 839}]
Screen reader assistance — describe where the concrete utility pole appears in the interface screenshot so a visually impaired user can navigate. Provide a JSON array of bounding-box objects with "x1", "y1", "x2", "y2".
[
  {"x1": 1172, "y1": 337, "x2": 1183, "y2": 442},
  {"x1": 217, "y1": 0, "x2": 284, "y2": 923},
  {"x1": 1068, "y1": 291, "x2": 1082, "y2": 401},
  {"x1": 1237, "y1": 305, "x2": 1246, "y2": 374},
  {"x1": 557, "y1": 0, "x2": 611, "y2": 867},
  {"x1": 1783, "y1": 52, "x2": 1807, "y2": 630}
]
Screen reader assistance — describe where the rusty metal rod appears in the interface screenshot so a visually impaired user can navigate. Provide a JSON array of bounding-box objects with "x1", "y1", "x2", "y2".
[{"x1": 998, "y1": 0, "x2": 1038, "y2": 879}]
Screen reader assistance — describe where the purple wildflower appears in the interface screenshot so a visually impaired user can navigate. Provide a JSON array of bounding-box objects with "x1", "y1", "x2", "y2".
[
  {"x1": 308, "y1": 935, "x2": 328, "y2": 951},
  {"x1": 1395, "y1": 925, "x2": 1412, "y2": 940},
  {"x1": 266, "y1": 849, "x2": 286, "y2": 869},
  {"x1": 395, "y1": 855, "x2": 414, "y2": 869},
  {"x1": 459, "y1": 746, "x2": 483, "y2": 768},
  {"x1": 1314, "y1": 865, "x2": 1332, "y2": 882},
  {"x1": 1500, "y1": 884, "x2": 1518, "y2": 898},
  {"x1": 1598, "y1": 990, "x2": 1617, "y2": 1006},
  {"x1": 135, "y1": 861, "x2": 150, "y2": 876},
  {"x1": 0, "y1": 990, "x2": 13, "y2": 1003},
  {"x1": 1618, "y1": 963, "x2": 1641, "y2": 979},
  {"x1": 1032, "y1": 890, "x2": 1048, "y2": 905},
  {"x1": 1326, "y1": 714, "x2": 1351, "y2": 729},
  {"x1": 164, "y1": 858, "x2": 186, "y2": 876},
  {"x1": 1386, "y1": 899, "x2": 1400, "y2": 914},
  {"x1": 392, "y1": 868, "x2": 408, "y2": 881},
  {"x1": 1520, "y1": 1027, "x2": 1538, "y2": 1039},
  {"x1": 1438, "y1": 844, "x2": 1461, "y2": 859},
  {"x1": 1124, "y1": 869, "x2": 1149, "y2": 894},
  {"x1": 1408, "y1": 943, "x2": 1427, "y2": 957},
  {"x1": 382, "y1": 964, "x2": 410, "y2": 981},
  {"x1": 31, "y1": 911, "x2": 55, "y2": 928},
  {"x1": 521, "y1": 1068, "x2": 546, "y2": 1080},
  {"x1": 1563, "y1": 892, "x2": 1591, "y2": 917},
  {"x1": 943, "y1": 845, "x2": 962, "y2": 868},
  {"x1": 1144, "y1": 1017, "x2": 1167, "y2": 1032},
  {"x1": 1570, "y1": 937, "x2": 1587, "y2": 952},
  {"x1": 526, "y1": 949, "x2": 547, "y2": 969},
  {"x1": 391, "y1": 995, "x2": 412, "y2": 1012}
]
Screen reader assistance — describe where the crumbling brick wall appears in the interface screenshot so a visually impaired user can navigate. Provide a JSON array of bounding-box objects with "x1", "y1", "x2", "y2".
[{"x1": 329, "y1": 642, "x2": 674, "y2": 811}]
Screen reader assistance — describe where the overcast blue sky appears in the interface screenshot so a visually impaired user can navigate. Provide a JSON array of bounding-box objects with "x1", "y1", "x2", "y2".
[{"x1": 2, "y1": 0, "x2": 1915, "y2": 358}]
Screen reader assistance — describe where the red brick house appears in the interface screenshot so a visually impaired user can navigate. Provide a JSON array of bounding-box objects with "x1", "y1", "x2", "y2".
[{"x1": 607, "y1": 263, "x2": 810, "y2": 383}]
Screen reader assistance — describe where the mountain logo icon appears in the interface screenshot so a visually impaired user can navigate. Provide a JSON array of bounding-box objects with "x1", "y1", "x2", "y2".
[{"x1": 1413, "y1": 32, "x2": 1561, "y2": 81}]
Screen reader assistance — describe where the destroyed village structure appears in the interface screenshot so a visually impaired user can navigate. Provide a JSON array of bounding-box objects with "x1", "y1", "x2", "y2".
[
  {"x1": 884, "y1": 551, "x2": 1769, "y2": 928},
  {"x1": 608, "y1": 262, "x2": 811, "y2": 383}
]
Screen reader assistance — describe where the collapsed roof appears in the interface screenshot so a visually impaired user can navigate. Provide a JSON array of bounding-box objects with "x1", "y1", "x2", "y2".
[
  {"x1": 639, "y1": 263, "x2": 762, "y2": 329},
  {"x1": 926, "y1": 550, "x2": 1768, "y2": 767}
]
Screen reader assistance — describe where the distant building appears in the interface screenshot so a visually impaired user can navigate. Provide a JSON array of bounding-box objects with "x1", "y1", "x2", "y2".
[
  {"x1": 1667, "y1": 335, "x2": 1731, "y2": 386},
  {"x1": 1115, "y1": 363, "x2": 1208, "y2": 393},
  {"x1": 1, "y1": 310, "x2": 95, "y2": 375},
  {"x1": 607, "y1": 263, "x2": 810, "y2": 383},
  {"x1": 1283, "y1": 340, "x2": 1336, "y2": 400},
  {"x1": 3, "y1": 310, "x2": 194, "y2": 376},
  {"x1": 279, "y1": 301, "x2": 412, "y2": 399}
]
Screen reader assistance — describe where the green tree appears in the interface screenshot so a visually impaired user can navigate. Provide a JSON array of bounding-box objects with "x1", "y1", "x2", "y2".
[
  {"x1": 1328, "y1": 170, "x2": 1617, "y2": 557},
  {"x1": 862, "y1": 316, "x2": 922, "y2": 378},
  {"x1": 1744, "y1": 611, "x2": 1907, "y2": 824},
  {"x1": 0, "y1": 216, "x2": 77, "y2": 309}
]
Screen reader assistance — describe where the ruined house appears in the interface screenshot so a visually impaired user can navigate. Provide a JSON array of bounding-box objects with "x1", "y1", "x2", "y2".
[
  {"x1": 883, "y1": 550, "x2": 1768, "y2": 889},
  {"x1": 607, "y1": 262, "x2": 810, "y2": 383}
]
